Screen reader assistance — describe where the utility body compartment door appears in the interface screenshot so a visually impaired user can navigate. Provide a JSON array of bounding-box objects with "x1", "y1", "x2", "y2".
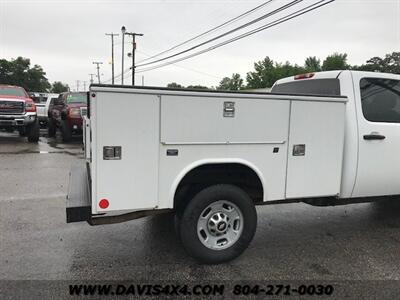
[
  {"x1": 91, "y1": 91, "x2": 160, "y2": 212},
  {"x1": 285, "y1": 100, "x2": 346, "y2": 198}
]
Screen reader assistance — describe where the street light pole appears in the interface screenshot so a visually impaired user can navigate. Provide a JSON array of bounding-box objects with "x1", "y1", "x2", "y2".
[{"x1": 121, "y1": 26, "x2": 126, "y2": 85}]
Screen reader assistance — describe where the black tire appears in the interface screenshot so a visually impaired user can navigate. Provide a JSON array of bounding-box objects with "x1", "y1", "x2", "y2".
[
  {"x1": 61, "y1": 120, "x2": 72, "y2": 142},
  {"x1": 18, "y1": 128, "x2": 26, "y2": 136},
  {"x1": 180, "y1": 184, "x2": 257, "y2": 264},
  {"x1": 174, "y1": 213, "x2": 182, "y2": 242},
  {"x1": 48, "y1": 118, "x2": 56, "y2": 137},
  {"x1": 26, "y1": 120, "x2": 40, "y2": 143}
]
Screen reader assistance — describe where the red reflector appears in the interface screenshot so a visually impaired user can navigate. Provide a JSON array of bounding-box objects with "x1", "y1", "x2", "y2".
[
  {"x1": 294, "y1": 73, "x2": 315, "y2": 80},
  {"x1": 99, "y1": 199, "x2": 109, "y2": 209}
]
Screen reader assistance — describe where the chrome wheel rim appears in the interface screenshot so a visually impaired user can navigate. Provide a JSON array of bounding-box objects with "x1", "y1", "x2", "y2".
[{"x1": 197, "y1": 200, "x2": 243, "y2": 250}]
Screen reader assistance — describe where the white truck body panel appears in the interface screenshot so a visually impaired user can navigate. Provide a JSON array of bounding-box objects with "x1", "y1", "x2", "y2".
[
  {"x1": 88, "y1": 87, "x2": 346, "y2": 214},
  {"x1": 91, "y1": 92, "x2": 160, "y2": 212},
  {"x1": 350, "y1": 71, "x2": 400, "y2": 197},
  {"x1": 274, "y1": 70, "x2": 400, "y2": 199},
  {"x1": 285, "y1": 100, "x2": 345, "y2": 198}
]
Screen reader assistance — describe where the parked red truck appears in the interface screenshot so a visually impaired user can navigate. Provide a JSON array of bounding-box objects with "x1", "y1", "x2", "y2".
[
  {"x1": 47, "y1": 92, "x2": 87, "y2": 142},
  {"x1": 0, "y1": 85, "x2": 40, "y2": 143}
]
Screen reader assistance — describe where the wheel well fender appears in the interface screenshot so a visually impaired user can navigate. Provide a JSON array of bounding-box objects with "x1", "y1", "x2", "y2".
[{"x1": 171, "y1": 159, "x2": 265, "y2": 210}]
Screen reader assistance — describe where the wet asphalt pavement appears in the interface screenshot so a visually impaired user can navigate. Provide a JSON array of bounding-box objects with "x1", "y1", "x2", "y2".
[{"x1": 0, "y1": 129, "x2": 400, "y2": 298}]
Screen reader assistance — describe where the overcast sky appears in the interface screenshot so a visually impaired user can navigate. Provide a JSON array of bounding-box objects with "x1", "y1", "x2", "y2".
[{"x1": 1, "y1": 0, "x2": 399, "y2": 90}]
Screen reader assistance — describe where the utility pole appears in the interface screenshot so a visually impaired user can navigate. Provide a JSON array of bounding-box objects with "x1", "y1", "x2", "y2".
[
  {"x1": 141, "y1": 75, "x2": 144, "y2": 86},
  {"x1": 92, "y1": 61, "x2": 103, "y2": 83},
  {"x1": 105, "y1": 32, "x2": 119, "y2": 85},
  {"x1": 76, "y1": 80, "x2": 80, "y2": 92},
  {"x1": 83, "y1": 81, "x2": 87, "y2": 91},
  {"x1": 121, "y1": 26, "x2": 126, "y2": 85},
  {"x1": 89, "y1": 73, "x2": 95, "y2": 84},
  {"x1": 125, "y1": 32, "x2": 144, "y2": 86}
]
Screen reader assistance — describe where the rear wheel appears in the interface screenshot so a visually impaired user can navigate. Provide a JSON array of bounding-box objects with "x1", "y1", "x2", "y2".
[
  {"x1": 48, "y1": 118, "x2": 56, "y2": 137},
  {"x1": 26, "y1": 120, "x2": 40, "y2": 143},
  {"x1": 180, "y1": 184, "x2": 257, "y2": 264},
  {"x1": 61, "y1": 120, "x2": 72, "y2": 142}
]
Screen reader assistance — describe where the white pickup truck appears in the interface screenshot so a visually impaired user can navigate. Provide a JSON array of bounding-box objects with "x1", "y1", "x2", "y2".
[
  {"x1": 30, "y1": 92, "x2": 59, "y2": 126},
  {"x1": 67, "y1": 70, "x2": 400, "y2": 264}
]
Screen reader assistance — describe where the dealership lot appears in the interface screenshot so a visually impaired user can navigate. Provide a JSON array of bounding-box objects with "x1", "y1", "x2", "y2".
[{"x1": 1, "y1": 130, "x2": 400, "y2": 291}]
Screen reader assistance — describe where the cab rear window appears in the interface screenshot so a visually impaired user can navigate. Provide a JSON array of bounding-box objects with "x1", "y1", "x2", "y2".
[
  {"x1": 66, "y1": 93, "x2": 87, "y2": 103},
  {"x1": 271, "y1": 78, "x2": 341, "y2": 96}
]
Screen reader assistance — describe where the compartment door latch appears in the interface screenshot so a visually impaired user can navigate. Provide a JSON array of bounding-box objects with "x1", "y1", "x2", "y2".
[
  {"x1": 103, "y1": 146, "x2": 122, "y2": 160},
  {"x1": 293, "y1": 144, "x2": 306, "y2": 156},
  {"x1": 223, "y1": 101, "x2": 235, "y2": 117}
]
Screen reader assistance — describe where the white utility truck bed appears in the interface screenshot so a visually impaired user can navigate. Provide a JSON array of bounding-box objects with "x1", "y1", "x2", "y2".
[{"x1": 67, "y1": 70, "x2": 400, "y2": 264}]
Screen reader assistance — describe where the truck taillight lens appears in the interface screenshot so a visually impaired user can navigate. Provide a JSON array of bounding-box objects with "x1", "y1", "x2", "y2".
[
  {"x1": 69, "y1": 107, "x2": 81, "y2": 118},
  {"x1": 25, "y1": 100, "x2": 36, "y2": 112}
]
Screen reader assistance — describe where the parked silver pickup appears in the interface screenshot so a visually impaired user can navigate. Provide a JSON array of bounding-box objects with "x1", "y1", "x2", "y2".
[{"x1": 29, "y1": 92, "x2": 59, "y2": 126}]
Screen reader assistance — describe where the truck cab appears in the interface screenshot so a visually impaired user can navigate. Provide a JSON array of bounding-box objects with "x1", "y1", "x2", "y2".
[
  {"x1": 272, "y1": 70, "x2": 400, "y2": 199},
  {"x1": 0, "y1": 85, "x2": 40, "y2": 143}
]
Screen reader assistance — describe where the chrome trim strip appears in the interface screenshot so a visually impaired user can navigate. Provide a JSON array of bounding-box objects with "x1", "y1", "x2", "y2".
[{"x1": 161, "y1": 141, "x2": 286, "y2": 145}]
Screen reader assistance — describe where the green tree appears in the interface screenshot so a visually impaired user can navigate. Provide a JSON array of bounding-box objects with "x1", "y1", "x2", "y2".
[
  {"x1": 50, "y1": 81, "x2": 69, "y2": 93},
  {"x1": 217, "y1": 73, "x2": 244, "y2": 90},
  {"x1": 322, "y1": 53, "x2": 349, "y2": 71},
  {"x1": 246, "y1": 57, "x2": 275, "y2": 89},
  {"x1": 167, "y1": 82, "x2": 184, "y2": 89},
  {"x1": 304, "y1": 56, "x2": 321, "y2": 72},
  {"x1": 383, "y1": 52, "x2": 400, "y2": 74},
  {"x1": 0, "y1": 57, "x2": 51, "y2": 92},
  {"x1": 354, "y1": 52, "x2": 400, "y2": 74},
  {"x1": 246, "y1": 57, "x2": 305, "y2": 89},
  {"x1": 186, "y1": 85, "x2": 209, "y2": 90}
]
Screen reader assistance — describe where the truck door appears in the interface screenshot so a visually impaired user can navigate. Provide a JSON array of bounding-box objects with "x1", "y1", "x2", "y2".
[{"x1": 352, "y1": 74, "x2": 400, "y2": 197}]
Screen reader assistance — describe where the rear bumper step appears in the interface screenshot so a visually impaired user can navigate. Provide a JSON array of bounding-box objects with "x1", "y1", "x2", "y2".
[{"x1": 66, "y1": 162, "x2": 91, "y2": 223}]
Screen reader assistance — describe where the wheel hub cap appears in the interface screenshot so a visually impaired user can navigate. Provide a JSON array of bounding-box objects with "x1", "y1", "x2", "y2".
[{"x1": 197, "y1": 200, "x2": 243, "y2": 250}]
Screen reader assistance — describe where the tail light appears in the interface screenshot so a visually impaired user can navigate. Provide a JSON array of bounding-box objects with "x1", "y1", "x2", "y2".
[
  {"x1": 294, "y1": 73, "x2": 315, "y2": 80},
  {"x1": 25, "y1": 99, "x2": 36, "y2": 112}
]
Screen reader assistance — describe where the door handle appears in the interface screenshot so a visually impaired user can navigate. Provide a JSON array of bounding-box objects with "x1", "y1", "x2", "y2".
[{"x1": 363, "y1": 134, "x2": 386, "y2": 140}]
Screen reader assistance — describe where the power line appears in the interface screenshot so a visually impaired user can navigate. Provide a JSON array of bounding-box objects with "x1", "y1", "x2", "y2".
[
  {"x1": 103, "y1": 49, "x2": 221, "y2": 84},
  {"x1": 136, "y1": 0, "x2": 304, "y2": 68},
  {"x1": 109, "y1": 0, "x2": 301, "y2": 81},
  {"x1": 136, "y1": 0, "x2": 334, "y2": 74},
  {"x1": 137, "y1": 0, "x2": 276, "y2": 64}
]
